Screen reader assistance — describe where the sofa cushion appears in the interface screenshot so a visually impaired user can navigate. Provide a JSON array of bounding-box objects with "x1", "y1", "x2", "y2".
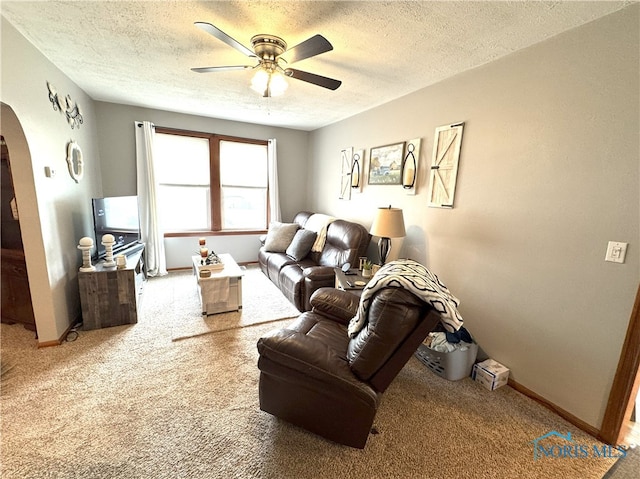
[
  {"x1": 286, "y1": 229, "x2": 317, "y2": 261},
  {"x1": 318, "y1": 220, "x2": 369, "y2": 267},
  {"x1": 264, "y1": 222, "x2": 299, "y2": 252},
  {"x1": 263, "y1": 252, "x2": 296, "y2": 285}
]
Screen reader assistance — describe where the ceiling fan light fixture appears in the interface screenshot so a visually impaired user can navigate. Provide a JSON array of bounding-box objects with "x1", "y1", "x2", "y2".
[
  {"x1": 250, "y1": 69, "x2": 288, "y2": 97},
  {"x1": 193, "y1": 22, "x2": 340, "y2": 94}
]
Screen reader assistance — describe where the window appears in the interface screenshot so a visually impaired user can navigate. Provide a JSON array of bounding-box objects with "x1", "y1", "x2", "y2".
[
  {"x1": 219, "y1": 139, "x2": 268, "y2": 230},
  {"x1": 154, "y1": 128, "x2": 268, "y2": 233}
]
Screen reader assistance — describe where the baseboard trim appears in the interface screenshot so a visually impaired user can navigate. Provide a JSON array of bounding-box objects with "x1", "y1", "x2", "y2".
[
  {"x1": 508, "y1": 378, "x2": 600, "y2": 439},
  {"x1": 37, "y1": 314, "x2": 82, "y2": 348},
  {"x1": 37, "y1": 338, "x2": 61, "y2": 348}
]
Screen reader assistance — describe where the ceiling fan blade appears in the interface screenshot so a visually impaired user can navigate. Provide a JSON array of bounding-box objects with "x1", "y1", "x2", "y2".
[
  {"x1": 194, "y1": 22, "x2": 255, "y2": 58},
  {"x1": 285, "y1": 68, "x2": 342, "y2": 90},
  {"x1": 191, "y1": 65, "x2": 253, "y2": 73},
  {"x1": 282, "y1": 34, "x2": 333, "y2": 64}
]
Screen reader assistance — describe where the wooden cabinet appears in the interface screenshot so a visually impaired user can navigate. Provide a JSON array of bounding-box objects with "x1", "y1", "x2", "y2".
[
  {"x1": 1, "y1": 248, "x2": 36, "y2": 330},
  {"x1": 78, "y1": 248, "x2": 145, "y2": 330}
]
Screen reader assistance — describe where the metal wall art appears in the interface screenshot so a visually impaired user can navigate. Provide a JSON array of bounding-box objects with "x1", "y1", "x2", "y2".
[
  {"x1": 47, "y1": 81, "x2": 83, "y2": 129},
  {"x1": 368, "y1": 142, "x2": 405, "y2": 185},
  {"x1": 427, "y1": 123, "x2": 464, "y2": 208},
  {"x1": 402, "y1": 138, "x2": 421, "y2": 195},
  {"x1": 350, "y1": 149, "x2": 364, "y2": 194}
]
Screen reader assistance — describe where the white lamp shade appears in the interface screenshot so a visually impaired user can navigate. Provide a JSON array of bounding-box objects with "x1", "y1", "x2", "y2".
[
  {"x1": 370, "y1": 207, "x2": 406, "y2": 238},
  {"x1": 250, "y1": 69, "x2": 270, "y2": 94},
  {"x1": 250, "y1": 69, "x2": 288, "y2": 97}
]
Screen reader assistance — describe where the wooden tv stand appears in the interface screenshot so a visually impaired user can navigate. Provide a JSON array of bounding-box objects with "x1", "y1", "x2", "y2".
[{"x1": 78, "y1": 247, "x2": 145, "y2": 330}]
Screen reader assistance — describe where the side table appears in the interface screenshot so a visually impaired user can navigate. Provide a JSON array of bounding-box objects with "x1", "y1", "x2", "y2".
[
  {"x1": 334, "y1": 268, "x2": 370, "y2": 297},
  {"x1": 79, "y1": 248, "x2": 145, "y2": 330}
]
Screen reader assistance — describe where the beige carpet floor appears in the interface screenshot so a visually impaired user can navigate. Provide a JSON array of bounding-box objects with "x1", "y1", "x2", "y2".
[
  {"x1": 0, "y1": 270, "x2": 619, "y2": 479},
  {"x1": 169, "y1": 266, "x2": 300, "y2": 341}
]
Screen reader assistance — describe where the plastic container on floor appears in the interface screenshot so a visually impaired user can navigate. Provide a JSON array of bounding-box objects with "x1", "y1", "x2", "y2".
[{"x1": 414, "y1": 341, "x2": 478, "y2": 381}]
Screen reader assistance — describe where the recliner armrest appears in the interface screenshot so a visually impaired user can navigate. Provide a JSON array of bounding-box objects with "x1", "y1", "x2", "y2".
[
  {"x1": 310, "y1": 288, "x2": 359, "y2": 325},
  {"x1": 257, "y1": 328, "x2": 377, "y2": 406}
]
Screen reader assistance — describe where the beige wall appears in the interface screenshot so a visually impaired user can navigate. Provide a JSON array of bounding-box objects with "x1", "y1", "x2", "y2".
[
  {"x1": 94, "y1": 102, "x2": 310, "y2": 267},
  {"x1": 2, "y1": 3, "x2": 638, "y2": 430},
  {"x1": 308, "y1": 6, "x2": 639, "y2": 429},
  {"x1": 1, "y1": 18, "x2": 103, "y2": 343},
  {"x1": 94, "y1": 102, "x2": 310, "y2": 221}
]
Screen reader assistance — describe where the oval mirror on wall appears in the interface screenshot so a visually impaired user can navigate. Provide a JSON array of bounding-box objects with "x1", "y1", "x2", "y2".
[{"x1": 66, "y1": 140, "x2": 84, "y2": 183}]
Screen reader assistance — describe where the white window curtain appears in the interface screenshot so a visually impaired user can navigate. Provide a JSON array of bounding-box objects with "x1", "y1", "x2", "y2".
[
  {"x1": 267, "y1": 138, "x2": 281, "y2": 223},
  {"x1": 135, "y1": 121, "x2": 167, "y2": 277}
]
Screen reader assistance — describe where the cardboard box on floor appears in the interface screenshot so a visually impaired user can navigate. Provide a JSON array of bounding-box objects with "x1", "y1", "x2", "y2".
[{"x1": 472, "y1": 359, "x2": 509, "y2": 391}]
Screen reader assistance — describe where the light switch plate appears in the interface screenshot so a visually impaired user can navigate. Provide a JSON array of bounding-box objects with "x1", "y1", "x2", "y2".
[{"x1": 605, "y1": 241, "x2": 628, "y2": 264}]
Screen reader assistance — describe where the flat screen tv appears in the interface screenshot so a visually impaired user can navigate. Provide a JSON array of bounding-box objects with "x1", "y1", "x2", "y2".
[{"x1": 92, "y1": 195, "x2": 141, "y2": 259}]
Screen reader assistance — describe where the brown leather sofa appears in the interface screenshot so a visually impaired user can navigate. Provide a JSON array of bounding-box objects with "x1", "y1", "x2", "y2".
[
  {"x1": 256, "y1": 286, "x2": 441, "y2": 448},
  {"x1": 258, "y1": 211, "x2": 369, "y2": 311}
]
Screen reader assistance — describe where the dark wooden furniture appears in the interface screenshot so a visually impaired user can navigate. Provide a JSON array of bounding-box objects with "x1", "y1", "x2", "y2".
[
  {"x1": 78, "y1": 248, "x2": 145, "y2": 330},
  {"x1": 334, "y1": 267, "x2": 370, "y2": 297},
  {"x1": 1, "y1": 248, "x2": 36, "y2": 330}
]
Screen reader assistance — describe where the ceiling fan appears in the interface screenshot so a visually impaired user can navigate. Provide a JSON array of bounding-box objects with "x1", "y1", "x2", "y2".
[{"x1": 191, "y1": 22, "x2": 342, "y2": 97}]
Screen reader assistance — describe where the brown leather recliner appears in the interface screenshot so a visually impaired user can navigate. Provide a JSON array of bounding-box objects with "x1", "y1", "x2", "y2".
[{"x1": 256, "y1": 286, "x2": 441, "y2": 448}]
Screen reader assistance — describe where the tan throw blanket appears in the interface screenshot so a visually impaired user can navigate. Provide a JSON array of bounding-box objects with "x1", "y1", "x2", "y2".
[
  {"x1": 205, "y1": 276, "x2": 230, "y2": 302},
  {"x1": 347, "y1": 259, "x2": 464, "y2": 338},
  {"x1": 304, "y1": 213, "x2": 336, "y2": 252}
]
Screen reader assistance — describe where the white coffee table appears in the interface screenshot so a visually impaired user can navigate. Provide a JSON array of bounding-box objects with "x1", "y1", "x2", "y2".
[{"x1": 192, "y1": 253, "x2": 244, "y2": 315}]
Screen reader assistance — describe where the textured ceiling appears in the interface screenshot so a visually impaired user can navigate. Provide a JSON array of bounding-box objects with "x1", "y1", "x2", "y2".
[{"x1": 1, "y1": 1, "x2": 631, "y2": 131}]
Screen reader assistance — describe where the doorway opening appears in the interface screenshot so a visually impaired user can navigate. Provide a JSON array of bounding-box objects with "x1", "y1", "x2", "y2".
[{"x1": 600, "y1": 284, "x2": 640, "y2": 447}]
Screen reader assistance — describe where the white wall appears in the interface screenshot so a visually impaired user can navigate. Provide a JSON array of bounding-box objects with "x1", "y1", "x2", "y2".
[
  {"x1": 308, "y1": 6, "x2": 639, "y2": 429},
  {"x1": 1, "y1": 18, "x2": 103, "y2": 343},
  {"x1": 94, "y1": 102, "x2": 310, "y2": 268}
]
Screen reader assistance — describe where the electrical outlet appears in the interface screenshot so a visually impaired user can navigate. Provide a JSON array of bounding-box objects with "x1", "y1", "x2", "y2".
[{"x1": 605, "y1": 241, "x2": 628, "y2": 264}]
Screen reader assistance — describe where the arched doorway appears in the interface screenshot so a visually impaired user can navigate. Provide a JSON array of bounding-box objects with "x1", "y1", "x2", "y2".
[
  {"x1": 1, "y1": 102, "x2": 40, "y2": 339},
  {"x1": 1, "y1": 135, "x2": 36, "y2": 331}
]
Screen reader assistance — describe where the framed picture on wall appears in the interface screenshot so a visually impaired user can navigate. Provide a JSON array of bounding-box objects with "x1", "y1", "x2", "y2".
[{"x1": 368, "y1": 142, "x2": 405, "y2": 185}]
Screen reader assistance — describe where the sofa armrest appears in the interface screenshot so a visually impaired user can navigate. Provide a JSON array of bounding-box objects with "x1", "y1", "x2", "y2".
[
  {"x1": 302, "y1": 265, "x2": 335, "y2": 281},
  {"x1": 310, "y1": 288, "x2": 359, "y2": 325},
  {"x1": 257, "y1": 328, "x2": 377, "y2": 405}
]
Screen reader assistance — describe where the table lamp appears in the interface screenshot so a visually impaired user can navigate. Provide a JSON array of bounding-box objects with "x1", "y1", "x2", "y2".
[{"x1": 370, "y1": 206, "x2": 406, "y2": 265}]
